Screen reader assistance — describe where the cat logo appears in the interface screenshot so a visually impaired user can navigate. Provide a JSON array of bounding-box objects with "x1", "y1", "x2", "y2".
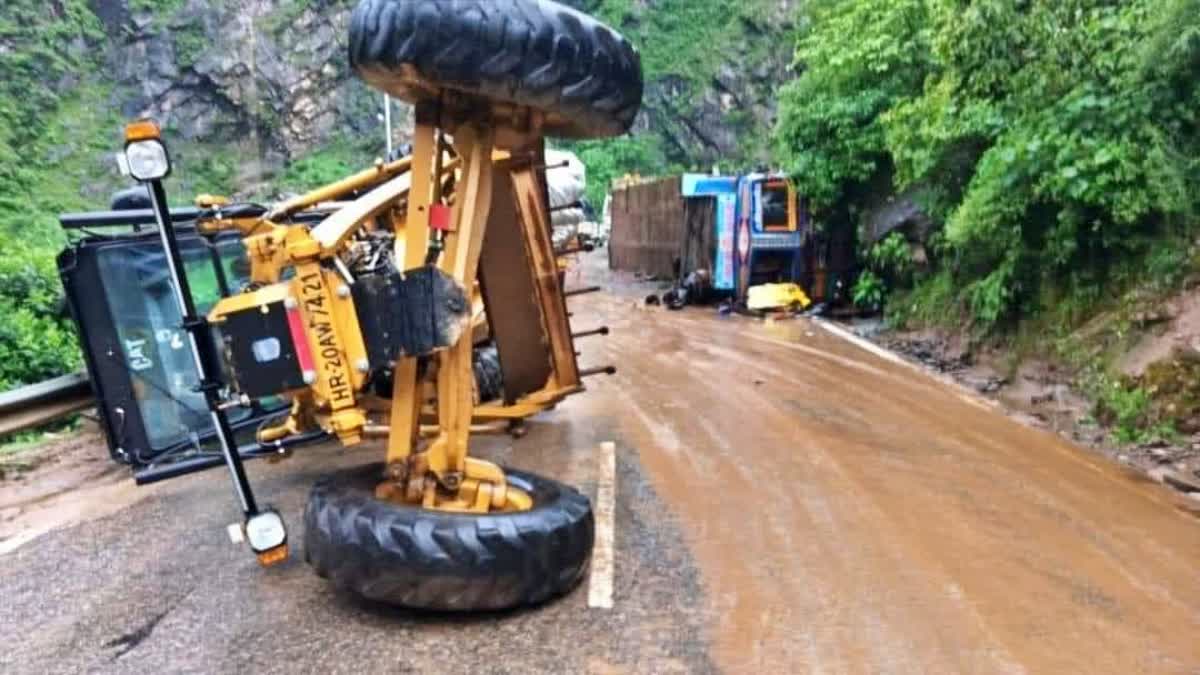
[{"x1": 124, "y1": 338, "x2": 154, "y2": 371}]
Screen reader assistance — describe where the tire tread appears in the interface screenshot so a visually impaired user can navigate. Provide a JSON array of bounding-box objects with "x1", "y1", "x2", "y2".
[
  {"x1": 349, "y1": 0, "x2": 642, "y2": 139},
  {"x1": 304, "y1": 464, "x2": 593, "y2": 610}
]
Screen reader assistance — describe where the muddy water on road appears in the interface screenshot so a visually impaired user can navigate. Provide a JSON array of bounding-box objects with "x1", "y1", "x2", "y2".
[{"x1": 575, "y1": 292, "x2": 1200, "y2": 673}]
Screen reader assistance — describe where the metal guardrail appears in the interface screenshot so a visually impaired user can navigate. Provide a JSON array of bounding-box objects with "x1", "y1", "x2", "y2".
[
  {"x1": 0, "y1": 373, "x2": 330, "y2": 484},
  {"x1": 0, "y1": 373, "x2": 94, "y2": 437}
]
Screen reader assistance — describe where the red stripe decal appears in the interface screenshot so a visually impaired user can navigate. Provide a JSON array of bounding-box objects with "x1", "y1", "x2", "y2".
[
  {"x1": 429, "y1": 203, "x2": 452, "y2": 231},
  {"x1": 286, "y1": 304, "x2": 315, "y2": 373}
]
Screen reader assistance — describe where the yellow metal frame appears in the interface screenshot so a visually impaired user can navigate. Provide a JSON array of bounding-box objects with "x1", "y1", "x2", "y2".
[{"x1": 202, "y1": 98, "x2": 586, "y2": 513}]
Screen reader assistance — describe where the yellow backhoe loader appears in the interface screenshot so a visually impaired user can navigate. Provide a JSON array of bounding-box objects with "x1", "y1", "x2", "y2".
[{"x1": 57, "y1": 0, "x2": 642, "y2": 611}]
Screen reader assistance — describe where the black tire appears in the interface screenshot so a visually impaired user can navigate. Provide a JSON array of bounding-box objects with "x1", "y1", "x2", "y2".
[
  {"x1": 304, "y1": 463, "x2": 594, "y2": 610},
  {"x1": 110, "y1": 185, "x2": 151, "y2": 211},
  {"x1": 472, "y1": 344, "x2": 503, "y2": 403},
  {"x1": 371, "y1": 346, "x2": 503, "y2": 400},
  {"x1": 349, "y1": 0, "x2": 643, "y2": 139}
]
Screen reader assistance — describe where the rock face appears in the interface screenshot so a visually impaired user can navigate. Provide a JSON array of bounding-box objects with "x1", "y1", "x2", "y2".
[
  {"x1": 639, "y1": 29, "x2": 797, "y2": 167},
  {"x1": 94, "y1": 0, "x2": 405, "y2": 178},
  {"x1": 87, "y1": 0, "x2": 794, "y2": 179},
  {"x1": 567, "y1": 0, "x2": 799, "y2": 169}
]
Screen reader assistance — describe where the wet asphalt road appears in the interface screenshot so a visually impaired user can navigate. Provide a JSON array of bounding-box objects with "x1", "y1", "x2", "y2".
[
  {"x1": 0, "y1": 417, "x2": 714, "y2": 674},
  {"x1": 3, "y1": 279, "x2": 1200, "y2": 673}
]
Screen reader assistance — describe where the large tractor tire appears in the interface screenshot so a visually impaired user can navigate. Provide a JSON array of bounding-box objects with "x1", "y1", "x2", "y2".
[
  {"x1": 304, "y1": 463, "x2": 594, "y2": 611},
  {"x1": 348, "y1": 0, "x2": 643, "y2": 139}
]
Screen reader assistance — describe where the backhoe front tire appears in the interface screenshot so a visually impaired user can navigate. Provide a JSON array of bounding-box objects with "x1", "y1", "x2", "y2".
[
  {"x1": 348, "y1": 0, "x2": 643, "y2": 139},
  {"x1": 304, "y1": 463, "x2": 593, "y2": 611}
]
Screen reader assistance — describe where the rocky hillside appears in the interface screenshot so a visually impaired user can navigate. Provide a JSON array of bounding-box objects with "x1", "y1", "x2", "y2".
[
  {"x1": 566, "y1": 0, "x2": 799, "y2": 202},
  {"x1": 0, "y1": 0, "x2": 798, "y2": 391},
  {"x1": 7, "y1": 0, "x2": 796, "y2": 218},
  {"x1": 77, "y1": 0, "x2": 395, "y2": 198},
  {"x1": 572, "y1": 0, "x2": 797, "y2": 160},
  {"x1": 2, "y1": 0, "x2": 389, "y2": 245}
]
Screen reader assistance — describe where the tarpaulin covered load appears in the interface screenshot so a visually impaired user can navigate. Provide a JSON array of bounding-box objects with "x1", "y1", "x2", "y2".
[
  {"x1": 545, "y1": 149, "x2": 586, "y2": 249},
  {"x1": 547, "y1": 148, "x2": 583, "y2": 224}
]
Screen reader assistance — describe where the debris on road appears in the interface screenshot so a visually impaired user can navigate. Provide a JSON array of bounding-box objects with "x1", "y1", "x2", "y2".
[
  {"x1": 746, "y1": 282, "x2": 811, "y2": 312},
  {"x1": 1162, "y1": 468, "x2": 1200, "y2": 494}
]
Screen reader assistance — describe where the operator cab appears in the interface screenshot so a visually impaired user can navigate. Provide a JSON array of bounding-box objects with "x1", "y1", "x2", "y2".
[{"x1": 57, "y1": 202, "x2": 317, "y2": 470}]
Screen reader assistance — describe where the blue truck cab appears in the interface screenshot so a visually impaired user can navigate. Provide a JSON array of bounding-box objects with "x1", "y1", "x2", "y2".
[{"x1": 682, "y1": 172, "x2": 809, "y2": 302}]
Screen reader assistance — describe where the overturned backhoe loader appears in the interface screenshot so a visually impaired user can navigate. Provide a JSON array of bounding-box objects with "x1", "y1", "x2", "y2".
[{"x1": 57, "y1": 0, "x2": 642, "y2": 610}]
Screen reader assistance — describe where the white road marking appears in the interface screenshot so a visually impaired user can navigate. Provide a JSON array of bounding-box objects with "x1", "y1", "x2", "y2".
[
  {"x1": 812, "y1": 318, "x2": 914, "y2": 368},
  {"x1": 588, "y1": 441, "x2": 616, "y2": 609},
  {"x1": 812, "y1": 318, "x2": 998, "y2": 412},
  {"x1": 0, "y1": 530, "x2": 44, "y2": 556}
]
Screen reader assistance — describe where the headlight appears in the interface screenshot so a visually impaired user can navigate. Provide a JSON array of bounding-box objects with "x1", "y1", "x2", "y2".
[
  {"x1": 125, "y1": 139, "x2": 171, "y2": 181},
  {"x1": 245, "y1": 510, "x2": 287, "y2": 552}
]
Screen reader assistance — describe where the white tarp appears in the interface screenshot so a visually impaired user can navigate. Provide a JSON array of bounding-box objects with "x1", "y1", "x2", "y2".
[{"x1": 545, "y1": 148, "x2": 586, "y2": 234}]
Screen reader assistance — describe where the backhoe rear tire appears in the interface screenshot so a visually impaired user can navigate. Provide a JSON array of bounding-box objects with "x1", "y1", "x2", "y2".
[
  {"x1": 472, "y1": 344, "x2": 504, "y2": 403},
  {"x1": 304, "y1": 463, "x2": 593, "y2": 611},
  {"x1": 348, "y1": 0, "x2": 643, "y2": 139}
]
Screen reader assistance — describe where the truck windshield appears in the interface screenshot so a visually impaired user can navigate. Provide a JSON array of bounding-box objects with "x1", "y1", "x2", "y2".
[{"x1": 761, "y1": 182, "x2": 791, "y2": 231}]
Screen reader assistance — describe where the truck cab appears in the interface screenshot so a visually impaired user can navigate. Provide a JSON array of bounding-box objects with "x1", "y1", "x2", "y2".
[{"x1": 682, "y1": 172, "x2": 810, "y2": 303}]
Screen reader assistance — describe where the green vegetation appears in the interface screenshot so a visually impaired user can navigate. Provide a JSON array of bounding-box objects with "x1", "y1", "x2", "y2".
[
  {"x1": 1080, "y1": 368, "x2": 1177, "y2": 446},
  {"x1": 851, "y1": 270, "x2": 885, "y2": 311},
  {"x1": 174, "y1": 24, "x2": 208, "y2": 68},
  {"x1": 127, "y1": 0, "x2": 187, "y2": 14},
  {"x1": 777, "y1": 0, "x2": 1200, "y2": 334},
  {"x1": 853, "y1": 232, "x2": 916, "y2": 311},
  {"x1": 588, "y1": 0, "x2": 746, "y2": 91},
  {"x1": 775, "y1": 0, "x2": 1200, "y2": 442},
  {"x1": 275, "y1": 138, "x2": 367, "y2": 194},
  {"x1": 565, "y1": 135, "x2": 674, "y2": 208},
  {"x1": 0, "y1": 243, "x2": 83, "y2": 390},
  {"x1": 775, "y1": 0, "x2": 932, "y2": 210},
  {"x1": 0, "y1": 1, "x2": 107, "y2": 390},
  {"x1": 263, "y1": 0, "x2": 356, "y2": 37}
]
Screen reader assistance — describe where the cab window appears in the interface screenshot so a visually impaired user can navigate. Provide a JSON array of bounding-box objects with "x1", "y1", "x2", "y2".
[{"x1": 761, "y1": 182, "x2": 793, "y2": 231}]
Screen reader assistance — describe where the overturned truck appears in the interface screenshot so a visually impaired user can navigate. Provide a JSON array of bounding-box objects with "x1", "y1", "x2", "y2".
[{"x1": 610, "y1": 173, "x2": 854, "y2": 305}]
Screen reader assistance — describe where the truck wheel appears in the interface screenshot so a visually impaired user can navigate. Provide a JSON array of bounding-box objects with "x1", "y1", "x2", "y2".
[
  {"x1": 304, "y1": 463, "x2": 593, "y2": 610},
  {"x1": 349, "y1": 0, "x2": 643, "y2": 139}
]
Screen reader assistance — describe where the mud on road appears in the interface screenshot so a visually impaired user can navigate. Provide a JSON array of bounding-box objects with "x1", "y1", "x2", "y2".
[{"x1": 1, "y1": 256, "x2": 1199, "y2": 673}]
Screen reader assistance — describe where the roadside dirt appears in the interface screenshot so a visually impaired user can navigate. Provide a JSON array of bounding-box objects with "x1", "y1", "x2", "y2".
[
  {"x1": 1119, "y1": 288, "x2": 1200, "y2": 377},
  {"x1": 867, "y1": 325, "x2": 1200, "y2": 500},
  {"x1": 0, "y1": 428, "x2": 156, "y2": 554}
]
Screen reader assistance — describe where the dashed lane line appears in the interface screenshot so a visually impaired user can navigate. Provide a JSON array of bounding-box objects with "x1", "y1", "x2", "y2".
[{"x1": 588, "y1": 441, "x2": 616, "y2": 609}]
